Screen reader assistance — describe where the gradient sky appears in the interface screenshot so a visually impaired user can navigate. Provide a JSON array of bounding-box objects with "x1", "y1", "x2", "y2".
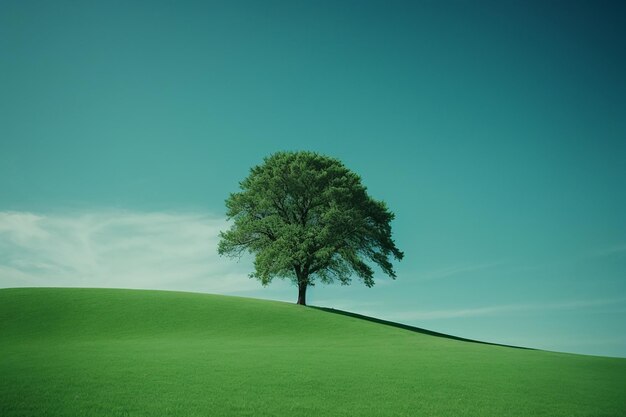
[{"x1": 1, "y1": 1, "x2": 625, "y2": 357}]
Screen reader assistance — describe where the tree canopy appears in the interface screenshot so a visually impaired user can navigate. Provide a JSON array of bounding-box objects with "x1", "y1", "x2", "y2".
[{"x1": 218, "y1": 151, "x2": 403, "y2": 305}]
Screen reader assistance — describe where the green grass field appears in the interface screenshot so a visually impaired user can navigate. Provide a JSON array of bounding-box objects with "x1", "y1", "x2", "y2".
[{"x1": 1, "y1": 288, "x2": 625, "y2": 417}]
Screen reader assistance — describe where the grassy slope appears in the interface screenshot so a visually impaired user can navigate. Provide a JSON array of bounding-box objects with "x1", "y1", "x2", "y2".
[{"x1": 1, "y1": 288, "x2": 624, "y2": 417}]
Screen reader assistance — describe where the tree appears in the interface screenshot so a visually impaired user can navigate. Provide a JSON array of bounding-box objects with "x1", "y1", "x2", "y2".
[{"x1": 218, "y1": 151, "x2": 403, "y2": 306}]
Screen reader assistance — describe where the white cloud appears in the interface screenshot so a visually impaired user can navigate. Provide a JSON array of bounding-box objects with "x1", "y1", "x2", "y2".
[
  {"x1": 380, "y1": 297, "x2": 626, "y2": 321},
  {"x1": 416, "y1": 261, "x2": 505, "y2": 281},
  {"x1": 0, "y1": 210, "x2": 274, "y2": 295},
  {"x1": 592, "y1": 244, "x2": 626, "y2": 257},
  {"x1": 0, "y1": 212, "x2": 49, "y2": 243}
]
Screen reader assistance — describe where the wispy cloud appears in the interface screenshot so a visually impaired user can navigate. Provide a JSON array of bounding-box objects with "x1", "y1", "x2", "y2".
[
  {"x1": 592, "y1": 244, "x2": 626, "y2": 257},
  {"x1": 0, "y1": 210, "x2": 264, "y2": 294},
  {"x1": 381, "y1": 297, "x2": 626, "y2": 321},
  {"x1": 416, "y1": 261, "x2": 505, "y2": 281}
]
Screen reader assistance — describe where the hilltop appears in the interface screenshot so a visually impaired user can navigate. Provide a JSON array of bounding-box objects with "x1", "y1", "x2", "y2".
[{"x1": 1, "y1": 288, "x2": 624, "y2": 416}]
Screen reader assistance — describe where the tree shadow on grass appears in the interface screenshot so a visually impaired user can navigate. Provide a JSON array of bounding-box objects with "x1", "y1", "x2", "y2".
[{"x1": 310, "y1": 306, "x2": 534, "y2": 351}]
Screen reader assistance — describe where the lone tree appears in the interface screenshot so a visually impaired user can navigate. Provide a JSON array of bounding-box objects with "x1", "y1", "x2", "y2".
[{"x1": 218, "y1": 151, "x2": 403, "y2": 305}]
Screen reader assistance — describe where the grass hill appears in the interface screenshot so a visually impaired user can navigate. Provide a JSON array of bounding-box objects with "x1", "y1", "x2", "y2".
[{"x1": 1, "y1": 287, "x2": 625, "y2": 417}]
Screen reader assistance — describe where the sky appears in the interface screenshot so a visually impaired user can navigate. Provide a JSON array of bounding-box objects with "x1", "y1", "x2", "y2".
[{"x1": 1, "y1": 0, "x2": 625, "y2": 357}]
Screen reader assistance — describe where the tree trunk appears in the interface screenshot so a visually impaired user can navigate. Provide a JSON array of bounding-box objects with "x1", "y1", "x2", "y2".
[{"x1": 297, "y1": 282, "x2": 307, "y2": 306}]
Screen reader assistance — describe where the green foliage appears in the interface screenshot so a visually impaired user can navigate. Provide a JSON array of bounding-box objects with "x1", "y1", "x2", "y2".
[
  {"x1": 218, "y1": 151, "x2": 403, "y2": 302},
  {"x1": 1, "y1": 288, "x2": 625, "y2": 417}
]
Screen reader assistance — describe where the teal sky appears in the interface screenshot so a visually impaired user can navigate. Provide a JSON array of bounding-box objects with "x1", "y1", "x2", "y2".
[{"x1": 1, "y1": 1, "x2": 625, "y2": 357}]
